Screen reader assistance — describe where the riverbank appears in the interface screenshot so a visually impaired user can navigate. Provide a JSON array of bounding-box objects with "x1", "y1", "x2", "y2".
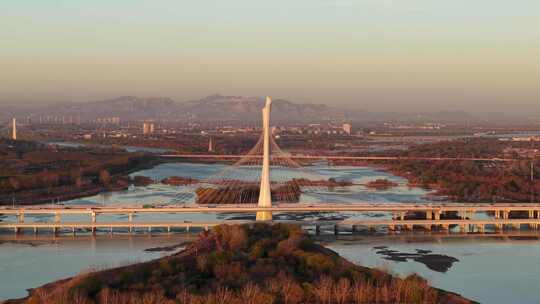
[
  {"x1": 0, "y1": 145, "x2": 164, "y2": 206},
  {"x1": 7, "y1": 224, "x2": 472, "y2": 304}
]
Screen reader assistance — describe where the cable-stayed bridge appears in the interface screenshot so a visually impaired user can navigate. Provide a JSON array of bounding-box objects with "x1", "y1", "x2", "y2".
[{"x1": 0, "y1": 97, "x2": 536, "y2": 236}]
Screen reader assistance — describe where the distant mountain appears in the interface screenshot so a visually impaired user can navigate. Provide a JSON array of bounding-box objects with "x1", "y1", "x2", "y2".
[
  {"x1": 29, "y1": 96, "x2": 181, "y2": 121},
  {"x1": 181, "y1": 94, "x2": 353, "y2": 122},
  {"x1": 6, "y1": 94, "x2": 511, "y2": 124},
  {"x1": 10, "y1": 95, "x2": 357, "y2": 123}
]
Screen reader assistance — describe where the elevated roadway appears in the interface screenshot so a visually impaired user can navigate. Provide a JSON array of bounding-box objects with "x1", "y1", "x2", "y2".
[
  {"x1": 3, "y1": 203, "x2": 540, "y2": 216},
  {"x1": 160, "y1": 154, "x2": 519, "y2": 162}
]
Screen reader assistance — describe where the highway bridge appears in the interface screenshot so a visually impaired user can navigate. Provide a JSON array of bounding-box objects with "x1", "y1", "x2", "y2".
[
  {"x1": 3, "y1": 203, "x2": 540, "y2": 235},
  {"x1": 160, "y1": 154, "x2": 520, "y2": 162}
]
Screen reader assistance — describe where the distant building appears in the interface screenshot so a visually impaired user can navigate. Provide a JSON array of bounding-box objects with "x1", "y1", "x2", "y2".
[
  {"x1": 11, "y1": 118, "x2": 17, "y2": 140},
  {"x1": 143, "y1": 122, "x2": 155, "y2": 135},
  {"x1": 96, "y1": 117, "x2": 120, "y2": 124},
  {"x1": 512, "y1": 136, "x2": 540, "y2": 142},
  {"x1": 208, "y1": 136, "x2": 214, "y2": 152},
  {"x1": 342, "y1": 123, "x2": 352, "y2": 135}
]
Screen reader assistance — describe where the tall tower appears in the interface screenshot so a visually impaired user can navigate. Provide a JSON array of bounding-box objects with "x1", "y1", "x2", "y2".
[
  {"x1": 11, "y1": 118, "x2": 17, "y2": 140},
  {"x1": 256, "y1": 96, "x2": 273, "y2": 221},
  {"x1": 208, "y1": 136, "x2": 214, "y2": 152},
  {"x1": 142, "y1": 122, "x2": 154, "y2": 135}
]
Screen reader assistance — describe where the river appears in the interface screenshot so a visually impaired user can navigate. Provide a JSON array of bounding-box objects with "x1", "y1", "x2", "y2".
[
  {"x1": 0, "y1": 163, "x2": 538, "y2": 303},
  {"x1": 327, "y1": 235, "x2": 540, "y2": 304}
]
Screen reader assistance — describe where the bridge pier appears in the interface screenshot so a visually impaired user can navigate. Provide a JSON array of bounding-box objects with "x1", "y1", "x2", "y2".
[
  {"x1": 128, "y1": 213, "x2": 133, "y2": 222},
  {"x1": 477, "y1": 224, "x2": 484, "y2": 233},
  {"x1": 54, "y1": 212, "x2": 61, "y2": 223},
  {"x1": 17, "y1": 212, "x2": 25, "y2": 223},
  {"x1": 403, "y1": 224, "x2": 413, "y2": 231}
]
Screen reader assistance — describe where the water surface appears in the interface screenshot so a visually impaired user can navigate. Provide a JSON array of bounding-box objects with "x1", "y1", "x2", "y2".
[
  {"x1": 328, "y1": 235, "x2": 540, "y2": 304},
  {"x1": 0, "y1": 235, "x2": 192, "y2": 300}
]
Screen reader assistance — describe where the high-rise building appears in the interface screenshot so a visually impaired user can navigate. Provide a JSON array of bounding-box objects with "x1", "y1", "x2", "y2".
[
  {"x1": 342, "y1": 123, "x2": 352, "y2": 135},
  {"x1": 208, "y1": 136, "x2": 214, "y2": 152},
  {"x1": 143, "y1": 122, "x2": 155, "y2": 135},
  {"x1": 11, "y1": 118, "x2": 17, "y2": 140}
]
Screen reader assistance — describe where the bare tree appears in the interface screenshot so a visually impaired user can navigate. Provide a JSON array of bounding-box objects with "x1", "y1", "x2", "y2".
[
  {"x1": 280, "y1": 275, "x2": 303, "y2": 304},
  {"x1": 333, "y1": 278, "x2": 351, "y2": 304},
  {"x1": 313, "y1": 275, "x2": 333, "y2": 304}
]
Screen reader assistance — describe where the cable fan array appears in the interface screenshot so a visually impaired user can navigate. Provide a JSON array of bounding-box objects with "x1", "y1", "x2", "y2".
[{"x1": 178, "y1": 134, "x2": 347, "y2": 205}]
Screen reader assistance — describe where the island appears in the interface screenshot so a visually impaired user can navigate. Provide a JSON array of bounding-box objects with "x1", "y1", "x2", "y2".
[
  {"x1": 161, "y1": 176, "x2": 200, "y2": 186},
  {"x1": 196, "y1": 182, "x2": 301, "y2": 204},
  {"x1": 365, "y1": 179, "x2": 399, "y2": 190}
]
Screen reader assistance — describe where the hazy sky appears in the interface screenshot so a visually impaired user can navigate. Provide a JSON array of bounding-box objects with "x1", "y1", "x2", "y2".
[{"x1": 1, "y1": 0, "x2": 539, "y2": 113}]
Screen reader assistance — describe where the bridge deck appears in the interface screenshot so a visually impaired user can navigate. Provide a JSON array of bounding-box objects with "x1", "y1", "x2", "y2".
[
  {"x1": 3, "y1": 204, "x2": 540, "y2": 235},
  {"x1": 0, "y1": 219, "x2": 540, "y2": 229},
  {"x1": 3, "y1": 203, "x2": 540, "y2": 216},
  {"x1": 0, "y1": 221, "x2": 241, "y2": 229},
  {"x1": 160, "y1": 154, "x2": 520, "y2": 162}
]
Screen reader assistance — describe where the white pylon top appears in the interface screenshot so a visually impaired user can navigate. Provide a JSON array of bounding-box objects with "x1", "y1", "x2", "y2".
[{"x1": 265, "y1": 96, "x2": 272, "y2": 107}]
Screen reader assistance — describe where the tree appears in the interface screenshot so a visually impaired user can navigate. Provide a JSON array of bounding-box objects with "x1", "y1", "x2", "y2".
[{"x1": 99, "y1": 169, "x2": 111, "y2": 186}]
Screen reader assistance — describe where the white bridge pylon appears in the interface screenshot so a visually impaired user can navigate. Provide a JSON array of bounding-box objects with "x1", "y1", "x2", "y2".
[
  {"x1": 256, "y1": 96, "x2": 273, "y2": 221},
  {"x1": 194, "y1": 96, "x2": 326, "y2": 218}
]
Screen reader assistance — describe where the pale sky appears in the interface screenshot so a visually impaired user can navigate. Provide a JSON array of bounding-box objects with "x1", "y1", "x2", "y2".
[{"x1": 1, "y1": 0, "x2": 539, "y2": 113}]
